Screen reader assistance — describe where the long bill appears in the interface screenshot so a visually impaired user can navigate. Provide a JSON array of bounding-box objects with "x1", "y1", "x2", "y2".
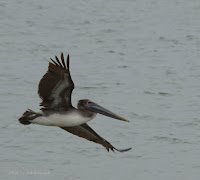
[{"x1": 84, "y1": 102, "x2": 129, "y2": 122}]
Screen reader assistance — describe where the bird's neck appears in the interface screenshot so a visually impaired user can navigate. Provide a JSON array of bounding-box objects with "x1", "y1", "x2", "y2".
[{"x1": 78, "y1": 109, "x2": 97, "y2": 119}]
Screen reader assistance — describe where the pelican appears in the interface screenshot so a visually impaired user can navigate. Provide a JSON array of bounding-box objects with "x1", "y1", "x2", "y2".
[{"x1": 19, "y1": 53, "x2": 131, "y2": 152}]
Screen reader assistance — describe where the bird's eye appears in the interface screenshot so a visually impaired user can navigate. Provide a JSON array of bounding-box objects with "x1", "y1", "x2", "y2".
[{"x1": 88, "y1": 101, "x2": 94, "y2": 105}]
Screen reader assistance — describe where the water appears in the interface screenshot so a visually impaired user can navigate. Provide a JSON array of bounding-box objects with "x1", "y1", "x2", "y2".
[{"x1": 1, "y1": 0, "x2": 200, "y2": 179}]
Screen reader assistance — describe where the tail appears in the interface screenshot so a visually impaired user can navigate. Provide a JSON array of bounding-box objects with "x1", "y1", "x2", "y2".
[{"x1": 19, "y1": 109, "x2": 42, "y2": 125}]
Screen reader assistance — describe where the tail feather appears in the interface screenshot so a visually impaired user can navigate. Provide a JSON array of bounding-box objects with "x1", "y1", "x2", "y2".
[{"x1": 19, "y1": 109, "x2": 41, "y2": 125}]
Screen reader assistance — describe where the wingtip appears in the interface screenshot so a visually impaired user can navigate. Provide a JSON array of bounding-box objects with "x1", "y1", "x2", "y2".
[
  {"x1": 50, "y1": 53, "x2": 70, "y2": 70},
  {"x1": 61, "y1": 52, "x2": 64, "y2": 60},
  {"x1": 55, "y1": 56, "x2": 62, "y2": 67},
  {"x1": 50, "y1": 58, "x2": 59, "y2": 66},
  {"x1": 113, "y1": 147, "x2": 132, "y2": 152},
  {"x1": 67, "y1": 54, "x2": 70, "y2": 69},
  {"x1": 61, "y1": 52, "x2": 66, "y2": 69}
]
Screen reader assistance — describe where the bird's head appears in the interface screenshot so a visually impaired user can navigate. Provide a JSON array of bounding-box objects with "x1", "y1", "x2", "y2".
[{"x1": 77, "y1": 99, "x2": 129, "y2": 122}]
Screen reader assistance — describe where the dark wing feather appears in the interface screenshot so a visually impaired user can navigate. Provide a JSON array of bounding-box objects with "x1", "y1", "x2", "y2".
[
  {"x1": 61, "y1": 123, "x2": 132, "y2": 152},
  {"x1": 38, "y1": 53, "x2": 74, "y2": 110}
]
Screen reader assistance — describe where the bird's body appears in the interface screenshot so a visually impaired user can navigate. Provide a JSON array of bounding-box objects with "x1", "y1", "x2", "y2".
[
  {"x1": 29, "y1": 109, "x2": 96, "y2": 127},
  {"x1": 19, "y1": 53, "x2": 131, "y2": 152}
]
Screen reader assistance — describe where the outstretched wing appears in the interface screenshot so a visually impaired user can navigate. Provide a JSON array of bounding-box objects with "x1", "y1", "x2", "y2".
[
  {"x1": 38, "y1": 53, "x2": 74, "y2": 110},
  {"x1": 61, "y1": 123, "x2": 132, "y2": 152}
]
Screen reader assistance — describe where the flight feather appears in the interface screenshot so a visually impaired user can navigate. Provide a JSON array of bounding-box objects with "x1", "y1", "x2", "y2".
[
  {"x1": 38, "y1": 53, "x2": 74, "y2": 110},
  {"x1": 61, "y1": 123, "x2": 132, "y2": 152}
]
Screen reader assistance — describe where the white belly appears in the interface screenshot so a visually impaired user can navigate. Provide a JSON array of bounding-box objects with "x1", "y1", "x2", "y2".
[{"x1": 31, "y1": 112, "x2": 95, "y2": 127}]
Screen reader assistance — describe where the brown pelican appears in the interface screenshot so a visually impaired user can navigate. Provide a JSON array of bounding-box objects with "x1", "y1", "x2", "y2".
[{"x1": 19, "y1": 53, "x2": 131, "y2": 152}]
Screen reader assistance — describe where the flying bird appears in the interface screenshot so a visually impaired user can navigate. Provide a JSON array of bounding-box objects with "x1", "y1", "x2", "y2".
[{"x1": 19, "y1": 53, "x2": 131, "y2": 152}]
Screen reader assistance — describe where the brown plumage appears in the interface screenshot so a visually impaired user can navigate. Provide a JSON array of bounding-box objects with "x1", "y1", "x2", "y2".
[
  {"x1": 19, "y1": 52, "x2": 131, "y2": 152},
  {"x1": 61, "y1": 124, "x2": 131, "y2": 152},
  {"x1": 38, "y1": 53, "x2": 74, "y2": 109}
]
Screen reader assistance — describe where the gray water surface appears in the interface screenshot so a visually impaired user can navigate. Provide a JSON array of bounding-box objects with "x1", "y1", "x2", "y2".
[{"x1": 1, "y1": 0, "x2": 200, "y2": 179}]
